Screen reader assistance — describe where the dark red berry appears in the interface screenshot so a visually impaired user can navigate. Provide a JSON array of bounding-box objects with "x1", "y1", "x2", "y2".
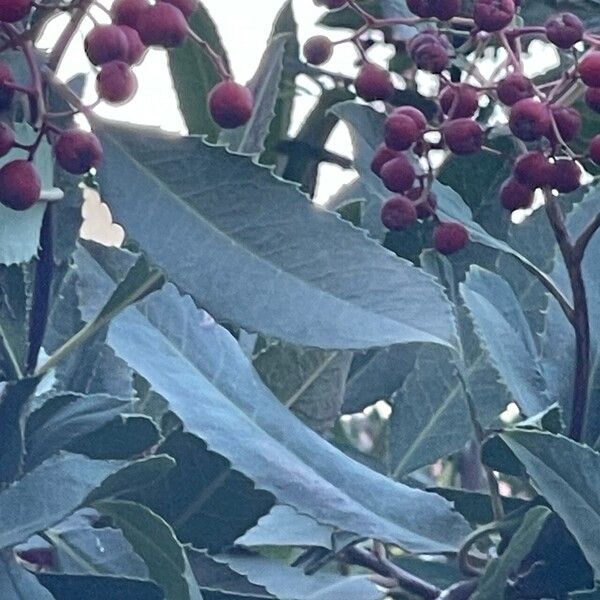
[
  {"x1": 500, "y1": 177, "x2": 534, "y2": 211},
  {"x1": 0, "y1": 61, "x2": 15, "y2": 109},
  {"x1": 0, "y1": 123, "x2": 15, "y2": 157},
  {"x1": 159, "y1": 0, "x2": 197, "y2": 19},
  {"x1": 0, "y1": 0, "x2": 32, "y2": 23},
  {"x1": 314, "y1": 0, "x2": 347, "y2": 8},
  {"x1": 551, "y1": 159, "x2": 581, "y2": 193},
  {"x1": 96, "y1": 61, "x2": 138, "y2": 104},
  {"x1": 579, "y1": 52, "x2": 600, "y2": 88},
  {"x1": 433, "y1": 222, "x2": 469, "y2": 255},
  {"x1": 0, "y1": 160, "x2": 41, "y2": 211},
  {"x1": 513, "y1": 151, "x2": 553, "y2": 188},
  {"x1": 589, "y1": 135, "x2": 600, "y2": 164},
  {"x1": 549, "y1": 105, "x2": 581, "y2": 143},
  {"x1": 208, "y1": 81, "x2": 254, "y2": 129},
  {"x1": 473, "y1": 0, "x2": 515, "y2": 32},
  {"x1": 119, "y1": 26, "x2": 147, "y2": 65},
  {"x1": 390, "y1": 106, "x2": 428, "y2": 132},
  {"x1": 380, "y1": 155, "x2": 417, "y2": 193},
  {"x1": 497, "y1": 72, "x2": 534, "y2": 106},
  {"x1": 111, "y1": 0, "x2": 150, "y2": 28},
  {"x1": 432, "y1": 0, "x2": 460, "y2": 20},
  {"x1": 385, "y1": 114, "x2": 420, "y2": 151},
  {"x1": 545, "y1": 13, "x2": 584, "y2": 49},
  {"x1": 408, "y1": 31, "x2": 451, "y2": 74},
  {"x1": 55, "y1": 129, "x2": 103, "y2": 174},
  {"x1": 371, "y1": 145, "x2": 400, "y2": 176},
  {"x1": 303, "y1": 36, "x2": 333, "y2": 65},
  {"x1": 406, "y1": 0, "x2": 434, "y2": 17},
  {"x1": 381, "y1": 196, "x2": 418, "y2": 230},
  {"x1": 84, "y1": 25, "x2": 129, "y2": 66},
  {"x1": 407, "y1": 186, "x2": 437, "y2": 218},
  {"x1": 509, "y1": 98, "x2": 551, "y2": 141},
  {"x1": 354, "y1": 64, "x2": 394, "y2": 102},
  {"x1": 440, "y1": 84, "x2": 479, "y2": 118},
  {"x1": 137, "y1": 2, "x2": 188, "y2": 48},
  {"x1": 442, "y1": 118, "x2": 484, "y2": 155},
  {"x1": 585, "y1": 87, "x2": 600, "y2": 113}
]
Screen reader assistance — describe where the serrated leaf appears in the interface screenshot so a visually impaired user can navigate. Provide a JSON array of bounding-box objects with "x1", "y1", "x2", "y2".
[
  {"x1": 220, "y1": 34, "x2": 289, "y2": 155},
  {"x1": 0, "y1": 453, "x2": 126, "y2": 549},
  {"x1": 94, "y1": 500, "x2": 203, "y2": 600},
  {"x1": 460, "y1": 267, "x2": 549, "y2": 416},
  {"x1": 106, "y1": 283, "x2": 471, "y2": 553},
  {"x1": 94, "y1": 119, "x2": 457, "y2": 350},
  {"x1": 471, "y1": 506, "x2": 552, "y2": 600},
  {"x1": 502, "y1": 430, "x2": 600, "y2": 576}
]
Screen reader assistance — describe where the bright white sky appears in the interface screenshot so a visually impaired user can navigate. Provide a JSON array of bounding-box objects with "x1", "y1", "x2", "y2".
[{"x1": 40, "y1": 0, "x2": 358, "y2": 205}]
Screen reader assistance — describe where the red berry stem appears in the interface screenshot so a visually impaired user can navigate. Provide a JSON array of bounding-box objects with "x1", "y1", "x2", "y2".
[{"x1": 187, "y1": 26, "x2": 231, "y2": 81}]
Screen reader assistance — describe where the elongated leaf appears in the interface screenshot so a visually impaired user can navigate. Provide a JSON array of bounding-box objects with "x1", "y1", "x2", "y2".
[
  {"x1": 94, "y1": 119, "x2": 456, "y2": 350},
  {"x1": 502, "y1": 430, "x2": 600, "y2": 576},
  {"x1": 168, "y1": 6, "x2": 229, "y2": 138},
  {"x1": 220, "y1": 35, "x2": 289, "y2": 155},
  {"x1": 461, "y1": 267, "x2": 550, "y2": 416},
  {"x1": 0, "y1": 453, "x2": 125, "y2": 549},
  {"x1": 107, "y1": 283, "x2": 470, "y2": 553},
  {"x1": 94, "y1": 500, "x2": 202, "y2": 600},
  {"x1": 472, "y1": 506, "x2": 551, "y2": 600},
  {"x1": 0, "y1": 551, "x2": 54, "y2": 599}
]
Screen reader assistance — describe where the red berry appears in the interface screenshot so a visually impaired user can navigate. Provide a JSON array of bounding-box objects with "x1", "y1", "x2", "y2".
[
  {"x1": 408, "y1": 31, "x2": 451, "y2": 74},
  {"x1": 303, "y1": 36, "x2": 333, "y2": 65},
  {"x1": 371, "y1": 145, "x2": 400, "y2": 176},
  {"x1": 84, "y1": 25, "x2": 129, "y2": 66},
  {"x1": 473, "y1": 0, "x2": 515, "y2": 32},
  {"x1": 589, "y1": 135, "x2": 600, "y2": 164},
  {"x1": 381, "y1": 196, "x2": 418, "y2": 230},
  {"x1": 432, "y1": 0, "x2": 460, "y2": 20},
  {"x1": 159, "y1": 0, "x2": 197, "y2": 19},
  {"x1": 549, "y1": 105, "x2": 581, "y2": 143},
  {"x1": 314, "y1": 0, "x2": 347, "y2": 9},
  {"x1": 440, "y1": 84, "x2": 479, "y2": 118},
  {"x1": 442, "y1": 118, "x2": 484, "y2": 155},
  {"x1": 137, "y1": 2, "x2": 188, "y2": 48},
  {"x1": 55, "y1": 129, "x2": 103, "y2": 175},
  {"x1": 380, "y1": 155, "x2": 417, "y2": 193},
  {"x1": 208, "y1": 81, "x2": 254, "y2": 129},
  {"x1": 354, "y1": 64, "x2": 394, "y2": 102},
  {"x1": 0, "y1": 0, "x2": 32, "y2": 23},
  {"x1": 585, "y1": 87, "x2": 600, "y2": 113},
  {"x1": 407, "y1": 187, "x2": 437, "y2": 218},
  {"x1": 551, "y1": 159, "x2": 581, "y2": 193},
  {"x1": 513, "y1": 151, "x2": 553, "y2": 188},
  {"x1": 385, "y1": 114, "x2": 420, "y2": 151},
  {"x1": 497, "y1": 73, "x2": 534, "y2": 106},
  {"x1": 579, "y1": 52, "x2": 600, "y2": 88},
  {"x1": 406, "y1": 0, "x2": 434, "y2": 17},
  {"x1": 0, "y1": 123, "x2": 15, "y2": 157},
  {"x1": 0, "y1": 61, "x2": 15, "y2": 109},
  {"x1": 96, "y1": 61, "x2": 138, "y2": 104},
  {"x1": 111, "y1": 0, "x2": 150, "y2": 28},
  {"x1": 0, "y1": 160, "x2": 41, "y2": 211},
  {"x1": 391, "y1": 106, "x2": 428, "y2": 132},
  {"x1": 433, "y1": 222, "x2": 469, "y2": 255},
  {"x1": 545, "y1": 13, "x2": 584, "y2": 49},
  {"x1": 500, "y1": 177, "x2": 534, "y2": 211},
  {"x1": 509, "y1": 98, "x2": 551, "y2": 142},
  {"x1": 119, "y1": 26, "x2": 147, "y2": 65}
]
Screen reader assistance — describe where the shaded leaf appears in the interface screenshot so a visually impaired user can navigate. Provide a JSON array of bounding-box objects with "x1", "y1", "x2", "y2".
[{"x1": 0, "y1": 550, "x2": 54, "y2": 599}]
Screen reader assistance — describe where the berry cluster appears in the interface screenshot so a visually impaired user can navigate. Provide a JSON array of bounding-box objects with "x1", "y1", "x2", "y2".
[
  {"x1": 0, "y1": 0, "x2": 254, "y2": 211},
  {"x1": 305, "y1": 0, "x2": 600, "y2": 255}
]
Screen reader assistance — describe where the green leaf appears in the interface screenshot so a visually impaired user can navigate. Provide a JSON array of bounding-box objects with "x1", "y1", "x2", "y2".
[
  {"x1": 220, "y1": 34, "x2": 290, "y2": 155},
  {"x1": 471, "y1": 506, "x2": 552, "y2": 600},
  {"x1": 0, "y1": 453, "x2": 126, "y2": 549},
  {"x1": 0, "y1": 550, "x2": 54, "y2": 599},
  {"x1": 93, "y1": 499, "x2": 203, "y2": 600},
  {"x1": 168, "y1": 5, "x2": 229, "y2": 138},
  {"x1": 0, "y1": 123, "x2": 51, "y2": 266},
  {"x1": 106, "y1": 283, "x2": 471, "y2": 553},
  {"x1": 94, "y1": 119, "x2": 457, "y2": 350},
  {"x1": 460, "y1": 267, "x2": 550, "y2": 416},
  {"x1": 253, "y1": 341, "x2": 352, "y2": 433},
  {"x1": 502, "y1": 430, "x2": 600, "y2": 576}
]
